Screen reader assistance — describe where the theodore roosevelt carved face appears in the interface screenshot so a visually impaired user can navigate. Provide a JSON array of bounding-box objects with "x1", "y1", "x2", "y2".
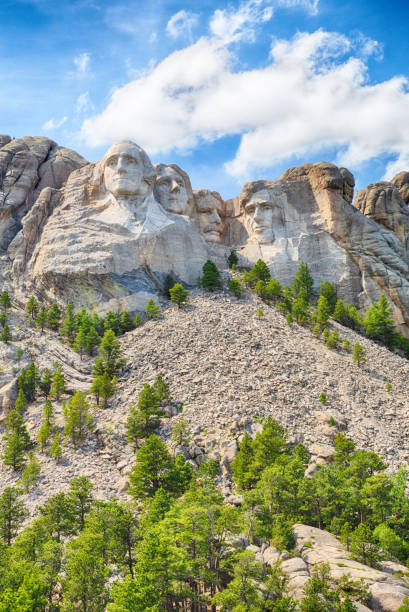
[{"x1": 194, "y1": 190, "x2": 224, "y2": 243}]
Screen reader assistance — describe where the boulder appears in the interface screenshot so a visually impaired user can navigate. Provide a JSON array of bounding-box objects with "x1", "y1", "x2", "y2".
[{"x1": 0, "y1": 378, "x2": 18, "y2": 413}]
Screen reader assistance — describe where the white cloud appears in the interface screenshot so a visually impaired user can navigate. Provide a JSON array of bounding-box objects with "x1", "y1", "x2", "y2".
[
  {"x1": 166, "y1": 10, "x2": 198, "y2": 40},
  {"x1": 73, "y1": 52, "x2": 91, "y2": 76},
  {"x1": 81, "y1": 3, "x2": 409, "y2": 180},
  {"x1": 277, "y1": 0, "x2": 319, "y2": 16},
  {"x1": 209, "y1": 0, "x2": 273, "y2": 44},
  {"x1": 76, "y1": 92, "x2": 94, "y2": 113},
  {"x1": 42, "y1": 116, "x2": 67, "y2": 131}
]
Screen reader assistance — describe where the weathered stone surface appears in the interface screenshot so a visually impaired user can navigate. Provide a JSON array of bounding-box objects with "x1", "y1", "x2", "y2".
[
  {"x1": 0, "y1": 378, "x2": 18, "y2": 414},
  {"x1": 293, "y1": 524, "x2": 409, "y2": 610},
  {"x1": 0, "y1": 136, "x2": 87, "y2": 251},
  {"x1": 5, "y1": 134, "x2": 409, "y2": 336}
]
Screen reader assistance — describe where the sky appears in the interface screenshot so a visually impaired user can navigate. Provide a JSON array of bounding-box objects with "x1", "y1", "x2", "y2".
[{"x1": 2, "y1": 0, "x2": 409, "y2": 198}]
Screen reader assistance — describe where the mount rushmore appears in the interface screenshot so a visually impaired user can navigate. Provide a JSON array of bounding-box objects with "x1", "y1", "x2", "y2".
[{"x1": 2, "y1": 134, "x2": 409, "y2": 334}]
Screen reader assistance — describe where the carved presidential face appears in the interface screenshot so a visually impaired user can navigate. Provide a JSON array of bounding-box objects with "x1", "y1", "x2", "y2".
[
  {"x1": 243, "y1": 189, "x2": 280, "y2": 244},
  {"x1": 155, "y1": 165, "x2": 189, "y2": 214},
  {"x1": 103, "y1": 141, "x2": 151, "y2": 198},
  {"x1": 195, "y1": 191, "x2": 224, "y2": 243}
]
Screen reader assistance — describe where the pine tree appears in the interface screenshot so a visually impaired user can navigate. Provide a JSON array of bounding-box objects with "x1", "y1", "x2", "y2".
[
  {"x1": 14, "y1": 346, "x2": 24, "y2": 363},
  {"x1": 60, "y1": 301, "x2": 77, "y2": 345},
  {"x1": 227, "y1": 250, "x2": 239, "y2": 269},
  {"x1": 37, "y1": 399, "x2": 54, "y2": 450},
  {"x1": 99, "y1": 329, "x2": 124, "y2": 375},
  {"x1": 232, "y1": 432, "x2": 255, "y2": 490},
  {"x1": 325, "y1": 330, "x2": 340, "y2": 349},
  {"x1": 68, "y1": 476, "x2": 94, "y2": 531},
  {"x1": 171, "y1": 418, "x2": 191, "y2": 448},
  {"x1": 0, "y1": 312, "x2": 6, "y2": 327},
  {"x1": 2, "y1": 409, "x2": 31, "y2": 470},
  {"x1": 201, "y1": 260, "x2": 222, "y2": 290},
  {"x1": 49, "y1": 432, "x2": 62, "y2": 463},
  {"x1": 15, "y1": 388, "x2": 27, "y2": 413},
  {"x1": 251, "y1": 259, "x2": 271, "y2": 283},
  {"x1": 39, "y1": 368, "x2": 52, "y2": 398},
  {"x1": 47, "y1": 302, "x2": 61, "y2": 330},
  {"x1": 129, "y1": 435, "x2": 174, "y2": 499},
  {"x1": 291, "y1": 286, "x2": 309, "y2": 324},
  {"x1": 352, "y1": 343, "x2": 366, "y2": 367},
  {"x1": 99, "y1": 372, "x2": 116, "y2": 408},
  {"x1": 26, "y1": 295, "x2": 40, "y2": 320},
  {"x1": 104, "y1": 310, "x2": 122, "y2": 335},
  {"x1": 292, "y1": 261, "x2": 314, "y2": 300},
  {"x1": 364, "y1": 294, "x2": 396, "y2": 347},
  {"x1": 0, "y1": 290, "x2": 12, "y2": 311},
  {"x1": 0, "y1": 487, "x2": 28, "y2": 545},
  {"x1": 0, "y1": 323, "x2": 12, "y2": 344},
  {"x1": 120, "y1": 310, "x2": 134, "y2": 333},
  {"x1": 228, "y1": 278, "x2": 243, "y2": 297},
  {"x1": 73, "y1": 326, "x2": 87, "y2": 359},
  {"x1": 89, "y1": 375, "x2": 103, "y2": 406},
  {"x1": 85, "y1": 325, "x2": 101, "y2": 356},
  {"x1": 18, "y1": 361, "x2": 37, "y2": 402},
  {"x1": 126, "y1": 383, "x2": 164, "y2": 448},
  {"x1": 333, "y1": 299, "x2": 348, "y2": 325},
  {"x1": 169, "y1": 283, "x2": 189, "y2": 308},
  {"x1": 264, "y1": 278, "x2": 282, "y2": 303},
  {"x1": 319, "y1": 280, "x2": 337, "y2": 313},
  {"x1": 20, "y1": 451, "x2": 41, "y2": 492},
  {"x1": 312, "y1": 295, "x2": 330, "y2": 329},
  {"x1": 134, "y1": 314, "x2": 142, "y2": 327},
  {"x1": 50, "y1": 363, "x2": 66, "y2": 400},
  {"x1": 35, "y1": 308, "x2": 48, "y2": 333},
  {"x1": 152, "y1": 375, "x2": 170, "y2": 405},
  {"x1": 145, "y1": 299, "x2": 161, "y2": 319},
  {"x1": 64, "y1": 391, "x2": 94, "y2": 446}
]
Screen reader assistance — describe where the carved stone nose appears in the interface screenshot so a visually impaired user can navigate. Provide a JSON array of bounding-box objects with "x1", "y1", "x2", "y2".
[{"x1": 170, "y1": 180, "x2": 180, "y2": 192}]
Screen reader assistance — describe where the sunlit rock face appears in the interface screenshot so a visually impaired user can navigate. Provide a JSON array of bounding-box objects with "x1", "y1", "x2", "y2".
[
  {"x1": 0, "y1": 136, "x2": 87, "y2": 251},
  {"x1": 354, "y1": 181, "x2": 409, "y2": 252},
  {"x1": 6, "y1": 133, "x2": 409, "y2": 335},
  {"x1": 154, "y1": 163, "x2": 194, "y2": 216},
  {"x1": 10, "y1": 141, "x2": 209, "y2": 311},
  {"x1": 392, "y1": 171, "x2": 409, "y2": 205},
  {"x1": 193, "y1": 189, "x2": 224, "y2": 244}
]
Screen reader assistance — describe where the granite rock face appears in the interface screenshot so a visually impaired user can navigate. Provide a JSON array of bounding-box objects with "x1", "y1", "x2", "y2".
[
  {"x1": 0, "y1": 136, "x2": 87, "y2": 251},
  {"x1": 6, "y1": 135, "x2": 409, "y2": 333}
]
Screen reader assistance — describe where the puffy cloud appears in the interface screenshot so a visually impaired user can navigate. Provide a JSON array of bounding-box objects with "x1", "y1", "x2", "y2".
[
  {"x1": 166, "y1": 9, "x2": 198, "y2": 39},
  {"x1": 42, "y1": 116, "x2": 67, "y2": 130},
  {"x1": 81, "y1": 3, "x2": 409, "y2": 179}
]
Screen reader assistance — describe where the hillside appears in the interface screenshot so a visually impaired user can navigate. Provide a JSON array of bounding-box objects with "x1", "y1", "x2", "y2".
[{"x1": 1, "y1": 287, "x2": 408, "y2": 511}]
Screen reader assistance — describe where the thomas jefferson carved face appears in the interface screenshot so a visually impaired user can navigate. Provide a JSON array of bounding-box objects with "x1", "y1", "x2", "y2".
[
  {"x1": 103, "y1": 141, "x2": 152, "y2": 199},
  {"x1": 155, "y1": 165, "x2": 188, "y2": 214},
  {"x1": 243, "y1": 189, "x2": 285, "y2": 244},
  {"x1": 195, "y1": 191, "x2": 224, "y2": 243}
]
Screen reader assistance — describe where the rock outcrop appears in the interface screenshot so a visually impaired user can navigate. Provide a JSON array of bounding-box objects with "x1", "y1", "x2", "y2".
[
  {"x1": 5, "y1": 134, "x2": 409, "y2": 334},
  {"x1": 0, "y1": 136, "x2": 87, "y2": 251}
]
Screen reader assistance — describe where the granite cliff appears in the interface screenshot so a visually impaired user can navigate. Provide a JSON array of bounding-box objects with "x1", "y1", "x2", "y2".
[{"x1": 3, "y1": 135, "x2": 409, "y2": 337}]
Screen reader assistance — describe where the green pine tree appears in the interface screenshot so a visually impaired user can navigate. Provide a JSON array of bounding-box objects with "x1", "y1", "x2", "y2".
[
  {"x1": 120, "y1": 310, "x2": 134, "y2": 333},
  {"x1": 60, "y1": 301, "x2": 77, "y2": 345},
  {"x1": 64, "y1": 391, "x2": 94, "y2": 446},
  {"x1": 227, "y1": 250, "x2": 239, "y2": 269},
  {"x1": 50, "y1": 363, "x2": 66, "y2": 400},
  {"x1": 0, "y1": 290, "x2": 12, "y2": 311},
  {"x1": 99, "y1": 329, "x2": 124, "y2": 375},
  {"x1": 49, "y1": 432, "x2": 62, "y2": 463},
  {"x1": 85, "y1": 325, "x2": 101, "y2": 356},
  {"x1": 169, "y1": 283, "x2": 189, "y2": 308},
  {"x1": 292, "y1": 261, "x2": 314, "y2": 300},
  {"x1": 47, "y1": 302, "x2": 61, "y2": 330},
  {"x1": 15, "y1": 388, "x2": 27, "y2": 413},
  {"x1": 352, "y1": 343, "x2": 366, "y2": 367},
  {"x1": 201, "y1": 260, "x2": 222, "y2": 290},
  {"x1": 0, "y1": 487, "x2": 28, "y2": 545},
  {"x1": 26, "y1": 296, "x2": 39, "y2": 320},
  {"x1": 20, "y1": 451, "x2": 41, "y2": 492},
  {"x1": 228, "y1": 278, "x2": 243, "y2": 297},
  {"x1": 0, "y1": 323, "x2": 12, "y2": 344},
  {"x1": 73, "y1": 326, "x2": 87, "y2": 359},
  {"x1": 2, "y1": 409, "x2": 31, "y2": 470},
  {"x1": 363, "y1": 294, "x2": 396, "y2": 347},
  {"x1": 35, "y1": 308, "x2": 48, "y2": 333},
  {"x1": 319, "y1": 280, "x2": 337, "y2": 313},
  {"x1": 129, "y1": 435, "x2": 174, "y2": 499},
  {"x1": 145, "y1": 299, "x2": 161, "y2": 319}
]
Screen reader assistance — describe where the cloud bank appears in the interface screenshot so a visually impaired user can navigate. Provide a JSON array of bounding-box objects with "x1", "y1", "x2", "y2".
[{"x1": 81, "y1": 0, "x2": 409, "y2": 178}]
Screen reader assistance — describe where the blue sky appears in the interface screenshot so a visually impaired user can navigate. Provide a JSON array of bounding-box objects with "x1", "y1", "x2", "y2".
[{"x1": 2, "y1": 0, "x2": 409, "y2": 198}]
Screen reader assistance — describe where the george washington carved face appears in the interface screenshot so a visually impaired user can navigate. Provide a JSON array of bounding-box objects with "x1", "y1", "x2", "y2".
[{"x1": 103, "y1": 141, "x2": 154, "y2": 199}]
